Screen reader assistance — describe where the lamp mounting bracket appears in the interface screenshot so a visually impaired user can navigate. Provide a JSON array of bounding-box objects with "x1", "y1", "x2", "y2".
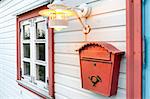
[{"x1": 78, "y1": 3, "x2": 92, "y2": 18}]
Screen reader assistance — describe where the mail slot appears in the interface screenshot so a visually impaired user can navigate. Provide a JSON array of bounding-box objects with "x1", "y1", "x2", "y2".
[{"x1": 78, "y1": 42, "x2": 124, "y2": 96}]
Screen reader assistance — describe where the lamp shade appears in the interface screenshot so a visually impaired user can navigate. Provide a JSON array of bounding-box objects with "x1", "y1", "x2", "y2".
[{"x1": 39, "y1": 0, "x2": 75, "y2": 30}]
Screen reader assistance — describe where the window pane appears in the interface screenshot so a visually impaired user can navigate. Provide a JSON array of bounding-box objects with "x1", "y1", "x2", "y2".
[
  {"x1": 23, "y1": 44, "x2": 30, "y2": 58},
  {"x1": 23, "y1": 24, "x2": 30, "y2": 40},
  {"x1": 36, "y1": 65, "x2": 45, "y2": 82},
  {"x1": 36, "y1": 43, "x2": 45, "y2": 61},
  {"x1": 36, "y1": 21, "x2": 46, "y2": 39},
  {"x1": 23, "y1": 62, "x2": 30, "y2": 76}
]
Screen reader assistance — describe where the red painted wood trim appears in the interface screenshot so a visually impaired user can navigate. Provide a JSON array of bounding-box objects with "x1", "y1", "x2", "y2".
[
  {"x1": 133, "y1": 0, "x2": 142, "y2": 98},
  {"x1": 16, "y1": 17, "x2": 21, "y2": 80},
  {"x1": 126, "y1": 0, "x2": 142, "y2": 99},
  {"x1": 16, "y1": 5, "x2": 54, "y2": 97},
  {"x1": 48, "y1": 27, "x2": 54, "y2": 97}
]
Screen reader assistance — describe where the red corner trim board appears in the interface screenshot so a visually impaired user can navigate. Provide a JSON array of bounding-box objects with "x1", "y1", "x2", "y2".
[{"x1": 126, "y1": 0, "x2": 142, "y2": 99}]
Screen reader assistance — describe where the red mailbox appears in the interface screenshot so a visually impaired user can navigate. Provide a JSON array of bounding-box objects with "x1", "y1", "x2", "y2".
[{"x1": 78, "y1": 42, "x2": 124, "y2": 96}]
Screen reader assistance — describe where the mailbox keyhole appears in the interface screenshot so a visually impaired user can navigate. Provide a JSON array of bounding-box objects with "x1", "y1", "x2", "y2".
[{"x1": 93, "y1": 63, "x2": 96, "y2": 66}]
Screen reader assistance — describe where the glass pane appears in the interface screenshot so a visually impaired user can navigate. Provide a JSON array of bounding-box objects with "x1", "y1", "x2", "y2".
[
  {"x1": 23, "y1": 44, "x2": 30, "y2": 58},
  {"x1": 36, "y1": 64, "x2": 45, "y2": 82},
  {"x1": 23, "y1": 24, "x2": 30, "y2": 40},
  {"x1": 36, "y1": 21, "x2": 46, "y2": 39},
  {"x1": 23, "y1": 62, "x2": 30, "y2": 76},
  {"x1": 36, "y1": 43, "x2": 45, "y2": 61}
]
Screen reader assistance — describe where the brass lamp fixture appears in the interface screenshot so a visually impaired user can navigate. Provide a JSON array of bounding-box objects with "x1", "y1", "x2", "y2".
[{"x1": 39, "y1": 0, "x2": 92, "y2": 34}]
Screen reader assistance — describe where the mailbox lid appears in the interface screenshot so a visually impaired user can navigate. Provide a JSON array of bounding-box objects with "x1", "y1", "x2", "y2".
[
  {"x1": 78, "y1": 42, "x2": 124, "y2": 61},
  {"x1": 81, "y1": 59, "x2": 113, "y2": 96}
]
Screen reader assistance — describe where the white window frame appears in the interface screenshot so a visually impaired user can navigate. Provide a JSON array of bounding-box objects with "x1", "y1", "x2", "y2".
[{"x1": 20, "y1": 16, "x2": 48, "y2": 90}]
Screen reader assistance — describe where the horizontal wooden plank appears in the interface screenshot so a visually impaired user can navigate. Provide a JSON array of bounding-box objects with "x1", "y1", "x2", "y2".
[
  {"x1": 55, "y1": 10, "x2": 125, "y2": 33},
  {"x1": 55, "y1": 83, "x2": 126, "y2": 99},
  {"x1": 55, "y1": 26, "x2": 126, "y2": 43}
]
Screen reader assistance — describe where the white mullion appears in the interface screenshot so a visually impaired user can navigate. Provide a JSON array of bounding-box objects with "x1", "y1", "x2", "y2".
[
  {"x1": 22, "y1": 58, "x2": 31, "y2": 62},
  {"x1": 30, "y1": 19, "x2": 36, "y2": 84},
  {"x1": 22, "y1": 40, "x2": 30, "y2": 43},
  {"x1": 35, "y1": 60, "x2": 46, "y2": 66},
  {"x1": 21, "y1": 22, "x2": 24, "y2": 79}
]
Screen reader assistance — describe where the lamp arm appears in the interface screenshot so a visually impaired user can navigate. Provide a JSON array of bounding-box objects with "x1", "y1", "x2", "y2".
[{"x1": 72, "y1": 9, "x2": 91, "y2": 34}]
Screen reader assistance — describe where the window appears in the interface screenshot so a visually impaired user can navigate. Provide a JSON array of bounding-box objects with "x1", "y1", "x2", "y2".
[
  {"x1": 16, "y1": 6, "x2": 54, "y2": 98},
  {"x1": 20, "y1": 16, "x2": 48, "y2": 90}
]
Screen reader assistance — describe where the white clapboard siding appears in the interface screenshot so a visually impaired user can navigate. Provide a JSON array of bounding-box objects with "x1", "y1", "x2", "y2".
[
  {"x1": 55, "y1": 84, "x2": 126, "y2": 99},
  {"x1": 54, "y1": 0, "x2": 126, "y2": 99},
  {"x1": 0, "y1": 0, "x2": 49, "y2": 98}
]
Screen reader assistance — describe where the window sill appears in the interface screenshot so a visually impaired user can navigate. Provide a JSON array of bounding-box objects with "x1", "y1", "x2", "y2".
[{"x1": 17, "y1": 80, "x2": 53, "y2": 99}]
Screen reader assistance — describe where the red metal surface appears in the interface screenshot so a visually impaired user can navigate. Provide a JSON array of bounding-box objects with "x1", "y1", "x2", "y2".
[
  {"x1": 78, "y1": 42, "x2": 124, "y2": 96},
  {"x1": 126, "y1": 0, "x2": 142, "y2": 99},
  {"x1": 16, "y1": 5, "x2": 54, "y2": 97}
]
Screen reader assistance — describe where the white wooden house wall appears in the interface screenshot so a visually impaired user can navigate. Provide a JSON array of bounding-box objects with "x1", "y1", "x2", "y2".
[{"x1": 0, "y1": 0, "x2": 126, "y2": 99}]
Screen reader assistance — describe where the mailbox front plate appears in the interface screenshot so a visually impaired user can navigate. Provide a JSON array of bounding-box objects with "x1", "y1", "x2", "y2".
[{"x1": 81, "y1": 60, "x2": 113, "y2": 96}]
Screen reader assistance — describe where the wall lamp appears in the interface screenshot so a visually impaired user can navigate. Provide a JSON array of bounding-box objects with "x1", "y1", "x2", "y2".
[{"x1": 39, "y1": 0, "x2": 92, "y2": 34}]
